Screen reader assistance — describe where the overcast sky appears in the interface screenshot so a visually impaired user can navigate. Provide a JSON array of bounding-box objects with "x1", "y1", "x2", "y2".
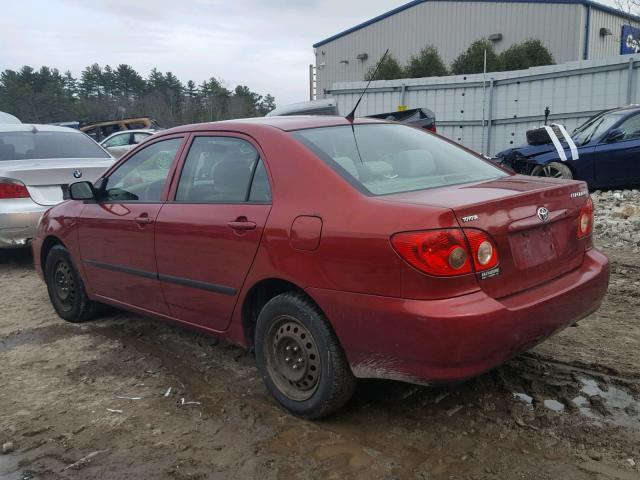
[
  {"x1": 0, "y1": 0, "x2": 622, "y2": 107},
  {"x1": 0, "y1": 0, "x2": 410, "y2": 106}
]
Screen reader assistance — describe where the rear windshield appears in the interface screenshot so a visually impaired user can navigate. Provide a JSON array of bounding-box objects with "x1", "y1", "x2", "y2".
[
  {"x1": 0, "y1": 131, "x2": 110, "y2": 161},
  {"x1": 292, "y1": 124, "x2": 506, "y2": 195}
]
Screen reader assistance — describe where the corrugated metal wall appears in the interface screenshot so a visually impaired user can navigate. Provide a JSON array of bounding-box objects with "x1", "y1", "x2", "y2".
[
  {"x1": 315, "y1": 1, "x2": 634, "y2": 98},
  {"x1": 588, "y1": 7, "x2": 640, "y2": 58},
  {"x1": 329, "y1": 55, "x2": 639, "y2": 155}
]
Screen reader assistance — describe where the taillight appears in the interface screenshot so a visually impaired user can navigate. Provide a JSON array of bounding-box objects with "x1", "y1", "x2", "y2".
[
  {"x1": 577, "y1": 197, "x2": 593, "y2": 239},
  {"x1": 426, "y1": 122, "x2": 437, "y2": 133},
  {"x1": 464, "y1": 229, "x2": 499, "y2": 270},
  {"x1": 391, "y1": 228, "x2": 499, "y2": 277},
  {"x1": 391, "y1": 229, "x2": 472, "y2": 276},
  {"x1": 0, "y1": 178, "x2": 30, "y2": 199}
]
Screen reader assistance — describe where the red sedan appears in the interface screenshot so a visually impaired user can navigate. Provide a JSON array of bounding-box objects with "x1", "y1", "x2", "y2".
[{"x1": 33, "y1": 116, "x2": 609, "y2": 418}]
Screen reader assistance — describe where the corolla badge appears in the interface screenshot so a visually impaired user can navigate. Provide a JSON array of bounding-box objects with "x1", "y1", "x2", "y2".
[
  {"x1": 73, "y1": 169, "x2": 82, "y2": 179},
  {"x1": 537, "y1": 206, "x2": 550, "y2": 222}
]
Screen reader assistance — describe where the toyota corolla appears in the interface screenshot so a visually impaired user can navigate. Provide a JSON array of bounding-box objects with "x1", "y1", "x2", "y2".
[{"x1": 32, "y1": 116, "x2": 610, "y2": 418}]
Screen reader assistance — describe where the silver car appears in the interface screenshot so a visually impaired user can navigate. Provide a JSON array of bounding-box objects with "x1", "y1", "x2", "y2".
[
  {"x1": 100, "y1": 129, "x2": 155, "y2": 158},
  {"x1": 0, "y1": 124, "x2": 115, "y2": 248}
]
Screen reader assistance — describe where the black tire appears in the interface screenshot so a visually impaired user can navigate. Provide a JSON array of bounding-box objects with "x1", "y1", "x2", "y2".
[
  {"x1": 254, "y1": 292, "x2": 356, "y2": 419},
  {"x1": 44, "y1": 244, "x2": 102, "y2": 323},
  {"x1": 531, "y1": 161, "x2": 573, "y2": 179}
]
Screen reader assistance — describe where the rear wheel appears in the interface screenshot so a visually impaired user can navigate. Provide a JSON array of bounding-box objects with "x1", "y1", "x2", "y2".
[
  {"x1": 254, "y1": 292, "x2": 356, "y2": 419},
  {"x1": 45, "y1": 245, "x2": 102, "y2": 323},
  {"x1": 531, "y1": 161, "x2": 573, "y2": 179}
]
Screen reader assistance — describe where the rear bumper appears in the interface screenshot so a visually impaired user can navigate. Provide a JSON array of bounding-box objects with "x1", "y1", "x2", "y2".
[
  {"x1": 308, "y1": 248, "x2": 610, "y2": 384},
  {"x1": 0, "y1": 198, "x2": 48, "y2": 248}
]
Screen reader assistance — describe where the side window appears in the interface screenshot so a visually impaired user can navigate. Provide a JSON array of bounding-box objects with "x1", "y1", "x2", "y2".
[
  {"x1": 132, "y1": 132, "x2": 150, "y2": 144},
  {"x1": 103, "y1": 133, "x2": 130, "y2": 148},
  {"x1": 176, "y1": 137, "x2": 260, "y2": 203},
  {"x1": 101, "y1": 137, "x2": 182, "y2": 202},
  {"x1": 249, "y1": 159, "x2": 272, "y2": 202},
  {"x1": 617, "y1": 114, "x2": 640, "y2": 141}
]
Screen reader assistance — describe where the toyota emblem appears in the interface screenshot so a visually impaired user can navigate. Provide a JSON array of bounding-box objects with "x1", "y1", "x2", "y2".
[
  {"x1": 73, "y1": 169, "x2": 82, "y2": 179},
  {"x1": 537, "y1": 206, "x2": 550, "y2": 222}
]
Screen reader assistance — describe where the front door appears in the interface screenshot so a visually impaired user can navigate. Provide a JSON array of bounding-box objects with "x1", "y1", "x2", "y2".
[
  {"x1": 78, "y1": 136, "x2": 185, "y2": 314},
  {"x1": 155, "y1": 135, "x2": 272, "y2": 331},
  {"x1": 595, "y1": 113, "x2": 640, "y2": 187}
]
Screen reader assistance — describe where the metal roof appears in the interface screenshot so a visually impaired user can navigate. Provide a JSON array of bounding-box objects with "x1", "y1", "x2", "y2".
[{"x1": 313, "y1": 0, "x2": 640, "y2": 48}]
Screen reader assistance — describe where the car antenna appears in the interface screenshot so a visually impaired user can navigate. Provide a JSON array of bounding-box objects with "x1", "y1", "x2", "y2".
[{"x1": 345, "y1": 49, "x2": 389, "y2": 122}]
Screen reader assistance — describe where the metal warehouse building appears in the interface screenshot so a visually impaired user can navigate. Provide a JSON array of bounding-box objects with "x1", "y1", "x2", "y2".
[{"x1": 313, "y1": 0, "x2": 640, "y2": 98}]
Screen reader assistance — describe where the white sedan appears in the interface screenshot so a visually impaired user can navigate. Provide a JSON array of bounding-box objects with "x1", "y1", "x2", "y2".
[
  {"x1": 100, "y1": 129, "x2": 155, "y2": 158},
  {"x1": 0, "y1": 124, "x2": 115, "y2": 248}
]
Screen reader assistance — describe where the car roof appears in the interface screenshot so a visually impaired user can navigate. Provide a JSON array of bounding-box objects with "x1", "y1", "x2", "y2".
[
  {"x1": 163, "y1": 115, "x2": 386, "y2": 135},
  {"x1": 0, "y1": 123, "x2": 84, "y2": 134},
  {"x1": 604, "y1": 105, "x2": 640, "y2": 115},
  {"x1": 103, "y1": 129, "x2": 155, "y2": 136}
]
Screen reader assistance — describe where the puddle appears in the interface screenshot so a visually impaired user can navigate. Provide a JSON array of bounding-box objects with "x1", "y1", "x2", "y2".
[
  {"x1": 571, "y1": 377, "x2": 640, "y2": 427},
  {"x1": 543, "y1": 399, "x2": 565, "y2": 412},
  {"x1": 0, "y1": 454, "x2": 21, "y2": 480},
  {"x1": 511, "y1": 376, "x2": 639, "y2": 427}
]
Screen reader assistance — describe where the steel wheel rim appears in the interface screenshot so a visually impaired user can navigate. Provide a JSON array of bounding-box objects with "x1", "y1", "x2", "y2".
[
  {"x1": 265, "y1": 315, "x2": 321, "y2": 401},
  {"x1": 536, "y1": 165, "x2": 565, "y2": 178},
  {"x1": 53, "y1": 261, "x2": 75, "y2": 310}
]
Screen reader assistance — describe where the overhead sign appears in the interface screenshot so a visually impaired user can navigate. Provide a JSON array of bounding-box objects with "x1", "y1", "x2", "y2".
[{"x1": 621, "y1": 25, "x2": 640, "y2": 54}]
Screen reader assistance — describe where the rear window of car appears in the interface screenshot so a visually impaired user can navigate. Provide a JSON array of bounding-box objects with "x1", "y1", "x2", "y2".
[
  {"x1": 0, "y1": 131, "x2": 110, "y2": 161},
  {"x1": 292, "y1": 124, "x2": 507, "y2": 195}
]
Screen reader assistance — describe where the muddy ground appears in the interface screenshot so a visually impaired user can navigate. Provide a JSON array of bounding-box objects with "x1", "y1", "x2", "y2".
[{"x1": 1, "y1": 241, "x2": 639, "y2": 479}]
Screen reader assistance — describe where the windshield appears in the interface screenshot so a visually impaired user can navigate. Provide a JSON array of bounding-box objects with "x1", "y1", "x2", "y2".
[
  {"x1": 0, "y1": 131, "x2": 110, "y2": 161},
  {"x1": 572, "y1": 112, "x2": 624, "y2": 146},
  {"x1": 292, "y1": 124, "x2": 507, "y2": 195}
]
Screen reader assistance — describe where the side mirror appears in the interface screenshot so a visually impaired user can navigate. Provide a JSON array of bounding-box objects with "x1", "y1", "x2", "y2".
[
  {"x1": 69, "y1": 181, "x2": 96, "y2": 200},
  {"x1": 604, "y1": 128, "x2": 625, "y2": 143}
]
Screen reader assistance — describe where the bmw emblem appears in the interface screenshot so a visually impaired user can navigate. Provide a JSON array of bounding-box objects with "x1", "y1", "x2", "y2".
[
  {"x1": 537, "y1": 206, "x2": 550, "y2": 222},
  {"x1": 73, "y1": 169, "x2": 82, "y2": 179}
]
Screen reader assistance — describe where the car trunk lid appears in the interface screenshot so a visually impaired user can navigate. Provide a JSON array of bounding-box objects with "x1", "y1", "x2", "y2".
[
  {"x1": 382, "y1": 175, "x2": 590, "y2": 299},
  {"x1": 0, "y1": 158, "x2": 114, "y2": 206}
]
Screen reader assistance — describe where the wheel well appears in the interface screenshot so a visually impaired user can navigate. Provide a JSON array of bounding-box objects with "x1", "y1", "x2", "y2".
[
  {"x1": 241, "y1": 278, "x2": 304, "y2": 348},
  {"x1": 40, "y1": 236, "x2": 64, "y2": 270}
]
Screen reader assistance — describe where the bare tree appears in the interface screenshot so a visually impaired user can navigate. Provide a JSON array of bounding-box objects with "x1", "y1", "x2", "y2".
[{"x1": 616, "y1": 0, "x2": 640, "y2": 17}]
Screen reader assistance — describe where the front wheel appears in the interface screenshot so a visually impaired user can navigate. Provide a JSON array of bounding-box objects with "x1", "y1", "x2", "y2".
[
  {"x1": 531, "y1": 161, "x2": 573, "y2": 179},
  {"x1": 254, "y1": 292, "x2": 356, "y2": 419},
  {"x1": 45, "y1": 245, "x2": 102, "y2": 323}
]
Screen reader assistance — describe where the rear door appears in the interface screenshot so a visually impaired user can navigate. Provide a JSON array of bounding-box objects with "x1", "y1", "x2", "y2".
[
  {"x1": 155, "y1": 134, "x2": 272, "y2": 331},
  {"x1": 594, "y1": 113, "x2": 640, "y2": 187},
  {"x1": 78, "y1": 135, "x2": 185, "y2": 313}
]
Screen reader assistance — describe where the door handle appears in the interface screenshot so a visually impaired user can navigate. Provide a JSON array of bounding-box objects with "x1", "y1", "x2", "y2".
[
  {"x1": 135, "y1": 215, "x2": 154, "y2": 225},
  {"x1": 228, "y1": 218, "x2": 256, "y2": 231}
]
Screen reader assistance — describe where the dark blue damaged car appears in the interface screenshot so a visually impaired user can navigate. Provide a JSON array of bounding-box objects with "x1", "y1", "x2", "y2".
[{"x1": 495, "y1": 106, "x2": 640, "y2": 189}]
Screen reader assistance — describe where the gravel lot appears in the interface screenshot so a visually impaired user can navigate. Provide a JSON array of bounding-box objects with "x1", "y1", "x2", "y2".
[{"x1": 0, "y1": 190, "x2": 639, "y2": 480}]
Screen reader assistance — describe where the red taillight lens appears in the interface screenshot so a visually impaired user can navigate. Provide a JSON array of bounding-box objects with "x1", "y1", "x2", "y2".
[
  {"x1": 426, "y1": 122, "x2": 437, "y2": 133},
  {"x1": 0, "y1": 178, "x2": 30, "y2": 199},
  {"x1": 577, "y1": 197, "x2": 594, "y2": 239},
  {"x1": 391, "y1": 228, "x2": 499, "y2": 277},
  {"x1": 464, "y1": 229, "x2": 499, "y2": 270},
  {"x1": 391, "y1": 229, "x2": 472, "y2": 276}
]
